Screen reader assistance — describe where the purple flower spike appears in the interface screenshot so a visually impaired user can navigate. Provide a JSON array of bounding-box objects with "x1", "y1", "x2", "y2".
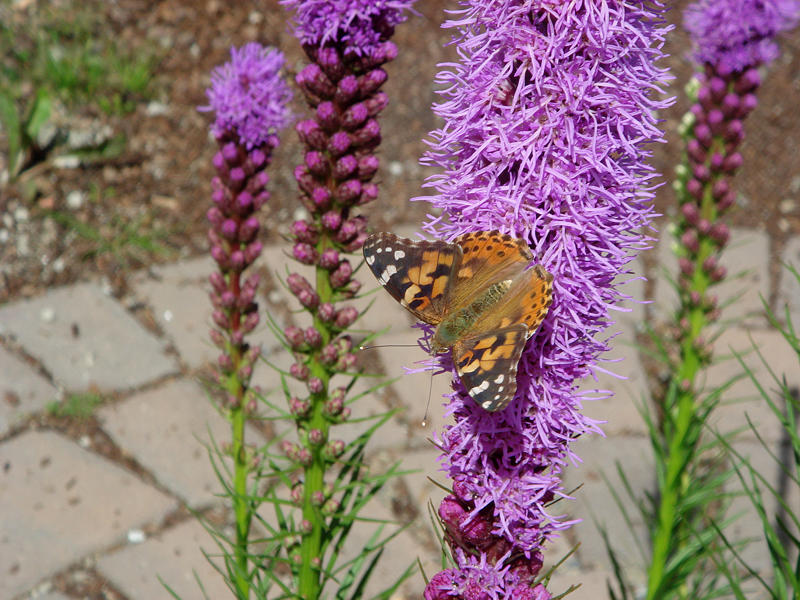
[
  {"x1": 201, "y1": 43, "x2": 292, "y2": 149},
  {"x1": 685, "y1": 0, "x2": 800, "y2": 73},
  {"x1": 281, "y1": 0, "x2": 415, "y2": 57},
  {"x1": 417, "y1": 0, "x2": 671, "y2": 592}
]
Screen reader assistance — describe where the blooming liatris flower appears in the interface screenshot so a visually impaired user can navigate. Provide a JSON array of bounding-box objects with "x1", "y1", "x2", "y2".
[
  {"x1": 684, "y1": 0, "x2": 800, "y2": 74},
  {"x1": 674, "y1": 0, "x2": 799, "y2": 328},
  {"x1": 417, "y1": 2, "x2": 671, "y2": 596},
  {"x1": 201, "y1": 44, "x2": 291, "y2": 401}
]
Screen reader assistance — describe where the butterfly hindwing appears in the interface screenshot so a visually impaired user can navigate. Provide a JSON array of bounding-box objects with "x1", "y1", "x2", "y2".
[
  {"x1": 363, "y1": 232, "x2": 460, "y2": 326},
  {"x1": 453, "y1": 325, "x2": 529, "y2": 411}
]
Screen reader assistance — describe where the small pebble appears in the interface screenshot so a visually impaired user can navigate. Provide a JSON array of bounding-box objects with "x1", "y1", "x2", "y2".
[
  {"x1": 163, "y1": 309, "x2": 174, "y2": 322},
  {"x1": 779, "y1": 198, "x2": 796, "y2": 214},
  {"x1": 388, "y1": 160, "x2": 403, "y2": 176},
  {"x1": 778, "y1": 217, "x2": 790, "y2": 233},
  {"x1": 14, "y1": 207, "x2": 29, "y2": 222},
  {"x1": 146, "y1": 101, "x2": 169, "y2": 116},
  {"x1": 128, "y1": 529, "x2": 146, "y2": 543},
  {"x1": 52, "y1": 257, "x2": 65, "y2": 273},
  {"x1": 53, "y1": 155, "x2": 81, "y2": 169},
  {"x1": 293, "y1": 207, "x2": 310, "y2": 222},
  {"x1": 0, "y1": 229, "x2": 8, "y2": 243},
  {"x1": 78, "y1": 435, "x2": 91, "y2": 448},
  {"x1": 67, "y1": 188, "x2": 86, "y2": 208}
]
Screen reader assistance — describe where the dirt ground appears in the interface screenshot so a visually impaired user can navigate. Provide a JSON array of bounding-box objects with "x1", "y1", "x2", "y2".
[{"x1": 1, "y1": 0, "x2": 798, "y2": 303}]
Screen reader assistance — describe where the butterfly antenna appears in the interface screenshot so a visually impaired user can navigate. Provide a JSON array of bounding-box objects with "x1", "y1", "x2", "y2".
[
  {"x1": 421, "y1": 370, "x2": 434, "y2": 428},
  {"x1": 359, "y1": 343, "x2": 417, "y2": 351}
]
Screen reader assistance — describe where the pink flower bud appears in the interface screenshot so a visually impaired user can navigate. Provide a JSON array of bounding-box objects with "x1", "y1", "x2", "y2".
[
  {"x1": 311, "y1": 187, "x2": 331, "y2": 211},
  {"x1": 335, "y1": 306, "x2": 358, "y2": 329},
  {"x1": 310, "y1": 490, "x2": 325, "y2": 506},
  {"x1": 681, "y1": 202, "x2": 699, "y2": 224},
  {"x1": 293, "y1": 242, "x2": 319, "y2": 265},
  {"x1": 327, "y1": 131, "x2": 351, "y2": 156},
  {"x1": 721, "y1": 93, "x2": 740, "y2": 118},
  {"x1": 709, "y1": 77, "x2": 726, "y2": 102},
  {"x1": 320, "y1": 343, "x2": 338, "y2": 365},
  {"x1": 308, "y1": 428, "x2": 324, "y2": 445},
  {"x1": 318, "y1": 302, "x2": 336, "y2": 322},
  {"x1": 335, "y1": 179, "x2": 362, "y2": 204},
  {"x1": 738, "y1": 93, "x2": 757, "y2": 117},
  {"x1": 242, "y1": 312, "x2": 260, "y2": 333},
  {"x1": 209, "y1": 328, "x2": 225, "y2": 348},
  {"x1": 290, "y1": 396, "x2": 311, "y2": 418},
  {"x1": 321, "y1": 211, "x2": 342, "y2": 231},
  {"x1": 287, "y1": 272, "x2": 311, "y2": 295},
  {"x1": 319, "y1": 248, "x2": 340, "y2": 270},
  {"x1": 307, "y1": 377, "x2": 324, "y2": 394},
  {"x1": 679, "y1": 257, "x2": 694, "y2": 277},
  {"x1": 680, "y1": 230, "x2": 699, "y2": 254},
  {"x1": 357, "y1": 155, "x2": 379, "y2": 180},
  {"x1": 305, "y1": 151, "x2": 329, "y2": 178},
  {"x1": 360, "y1": 68, "x2": 387, "y2": 95},
  {"x1": 709, "y1": 223, "x2": 730, "y2": 246},
  {"x1": 335, "y1": 75, "x2": 359, "y2": 104},
  {"x1": 304, "y1": 327, "x2": 322, "y2": 348},
  {"x1": 365, "y1": 91, "x2": 389, "y2": 116},
  {"x1": 296, "y1": 119, "x2": 327, "y2": 150},
  {"x1": 342, "y1": 103, "x2": 369, "y2": 130},
  {"x1": 686, "y1": 178, "x2": 704, "y2": 200},
  {"x1": 290, "y1": 362, "x2": 309, "y2": 381},
  {"x1": 316, "y1": 101, "x2": 339, "y2": 131},
  {"x1": 722, "y1": 152, "x2": 742, "y2": 173},
  {"x1": 334, "y1": 155, "x2": 358, "y2": 179},
  {"x1": 298, "y1": 289, "x2": 320, "y2": 310},
  {"x1": 317, "y1": 46, "x2": 344, "y2": 81},
  {"x1": 285, "y1": 326, "x2": 305, "y2": 349},
  {"x1": 735, "y1": 68, "x2": 760, "y2": 94},
  {"x1": 239, "y1": 217, "x2": 259, "y2": 242},
  {"x1": 351, "y1": 119, "x2": 380, "y2": 147},
  {"x1": 291, "y1": 220, "x2": 319, "y2": 244}
]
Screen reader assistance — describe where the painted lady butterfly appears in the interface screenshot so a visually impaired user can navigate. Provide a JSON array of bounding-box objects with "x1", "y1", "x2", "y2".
[{"x1": 362, "y1": 230, "x2": 553, "y2": 411}]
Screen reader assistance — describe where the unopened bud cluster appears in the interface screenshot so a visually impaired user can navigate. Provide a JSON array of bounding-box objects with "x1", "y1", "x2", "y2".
[
  {"x1": 674, "y1": 65, "x2": 761, "y2": 325},
  {"x1": 208, "y1": 133, "x2": 279, "y2": 406},
  {"x1": 438, "y1": 483, "x2": 545, "y2": 581}
]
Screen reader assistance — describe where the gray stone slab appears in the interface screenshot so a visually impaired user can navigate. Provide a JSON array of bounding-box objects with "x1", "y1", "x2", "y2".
[
  {"x1": 655, "y1": 228, "x2": 770, "y2": 327},
  {"x1": 777, "y1": 235, "x2": 800, "y2": 322},
  {"x1": 562, "y1": 435, "x2": 653, "y2": 572},
  {"x1": 0, "y1": 431, "x2": 175, "y2": 598},
  {"x1": 0, "y1": 346, "x2": 58, "y2": 436},
  {"x1": 719, "y1": 439, "x2": 800, "y2": 581},
  {"x1": 96, "y1": 518, "x2": 231, "y2": 600},
  {"x1": 705, "y1": 327, "x2": 800, "y2": 441},
  {"x1": 98, "y1": 379, "x2": 264, "y2": 508},
  {"x1": 547, "y1": 565, "x2": 628, "y2": 600},
  {"x1": 131, "y1": 257, "x2": 217, "y2": 370},
  {"x1": 0, "y1": 283, "x2": 178, "y2": 392},
  {"x1": 579, "y1": 323, "x2": 648, "y2": 436}
]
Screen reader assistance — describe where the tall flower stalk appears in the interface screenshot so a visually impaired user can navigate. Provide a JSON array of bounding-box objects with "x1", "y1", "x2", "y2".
[
  {"x1": 416, "y1": 2, "x2": 671, "y2": 598},
  {"x1": 277, "y1": 1, "x2": 416, "y2": 597},
  {"x1": 200, "y1": 43, "x2": 291, "y2": 598},
  {"x1": 638, "y1": 3, "x2": 800, "y2": 598}
]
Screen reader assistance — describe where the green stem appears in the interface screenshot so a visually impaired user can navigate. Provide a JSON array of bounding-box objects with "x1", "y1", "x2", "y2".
[
  {"x1": 231, "y1": 405, "x2": 252, "y2": 598},
  {"x1": 647, "y1": 167, "x2": 719, "y2": 600},
  {"x1": 297, "y1": 246, "x2": 334, "y2": 599}
]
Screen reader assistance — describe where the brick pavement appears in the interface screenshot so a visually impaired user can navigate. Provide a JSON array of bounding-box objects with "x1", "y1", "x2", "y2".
[{"x1": 1, "y1": 226, "x2": 797, "y2": 599}]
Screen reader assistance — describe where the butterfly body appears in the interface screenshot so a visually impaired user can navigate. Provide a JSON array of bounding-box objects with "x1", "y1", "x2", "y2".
[{"x1": 363, "y1": 230, "x2": 553, "y2": 411}]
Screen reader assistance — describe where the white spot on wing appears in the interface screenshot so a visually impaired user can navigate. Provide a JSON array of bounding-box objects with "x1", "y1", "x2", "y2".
[
  {"x1": 366, "y1": 255, "x2": 375, "y2": 265},
  {"x1": 468, "y1": 380, "x2": 490, "y2": 397},
  {"x1": 379, "y1": 264, "x2": 398, "y2": 283},
  {"x1": 394, "y1": 249, "x2": 405, "y2": 260},
  {"x1": 493, "y1": 374, "x2": 505, "y2": 384}
]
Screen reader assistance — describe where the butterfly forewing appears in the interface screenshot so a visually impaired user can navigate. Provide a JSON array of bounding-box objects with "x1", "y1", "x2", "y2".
[
  {"x1": 362, "y1": 232, "x2": 460, "y2": 326},
  {"x1": 448, "y1": 231, "x2": 534, "y2": 313}
]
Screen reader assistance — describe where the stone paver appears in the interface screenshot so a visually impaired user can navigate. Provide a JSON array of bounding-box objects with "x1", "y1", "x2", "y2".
[
  {"x1": 655, "y1": 228, "x2": 770, "y2": 326},
  {"x1": 97, "y1": 518, "x2": 231, "y2": 600},
  {"x1": 0, "y1": 283, "x2": 178, "y2": 392},
  {"x1": 98, "y1": 379, "x2": 264, "y2": 508},
  {"x1": 131, "y1": 256, "x2": 218, "y2": 369},
  {"x1": 3, "y1": 228, "x2": 798, "y2": 598},
  {"x1": 579, "y1": 322, "x2": 649, "y2": 436},
  {"x1": 778, "y1": 236, "x2": 800, "y2": 321},
  {"x1": 0, "y1": 346, "x2": 58, "y2": 436},
  {"x1": 705, "y1": 327, "x2": 800, "y2": 441},
  {"x1": 0, "y1": 431, "x2": 176, "y2": 598},
  {"x1": 562, "y1": 435, "x2": 653, "y2": 574}
]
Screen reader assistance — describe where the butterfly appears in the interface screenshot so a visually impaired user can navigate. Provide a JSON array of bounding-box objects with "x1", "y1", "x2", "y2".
[{"x1": 362, "y1": 230, "x2": 553, "y2": 411}]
